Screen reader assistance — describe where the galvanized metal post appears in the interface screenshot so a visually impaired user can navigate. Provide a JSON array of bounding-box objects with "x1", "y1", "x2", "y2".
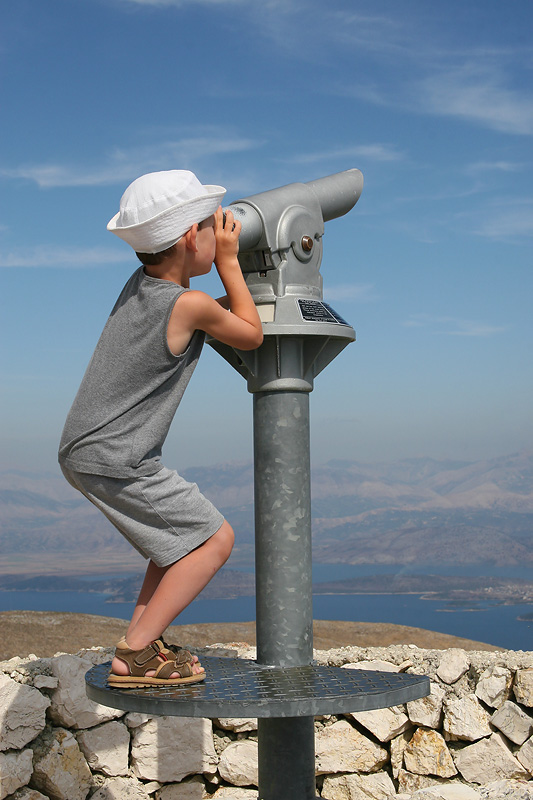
[{"x1": 254, "y1": 389, "x2": 315, "y2": 800}]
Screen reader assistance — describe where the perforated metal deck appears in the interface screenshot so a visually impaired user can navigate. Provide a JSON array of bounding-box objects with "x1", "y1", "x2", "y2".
[{"x1": 86, "y1": 657, "x2": 429, "y2": 718}]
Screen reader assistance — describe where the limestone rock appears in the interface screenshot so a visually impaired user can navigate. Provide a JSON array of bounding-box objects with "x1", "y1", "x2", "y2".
[
  {"x1": 33, "y1": 675, "x2": 58, "y2": 690},
  {"x1": 453, "y1": 732, "x2": 529, "y2": 784},
  {"x1": 408, "y1": 683, "x2": 446, "y2": 729},
  {"x1": 31, "y1": 726, "x2": 92, "y2": 800},
  {"x1": 315, "y1": 719, "x2": 388, "y2": 775},
  {"x1": 404, "y1": 728, "x2": 457, "y2": 778},
  {"x1": 476, "y1": 666, "x2": 513, "y2": 709},
  {"x1": 204, "y1": 788, "x2": 257, "y2": 800},
  {"x1": 491, "y1": 701, "x2": 533, "y2": 745},
  {"x1": 6, "y1": 789, "x2": 49, "y2": 800},
  {"x1": 443, "y1": 695, "x2": 492, "y2": 742},
  {"x1": 76, "y1": 719, "x2": 130, "y2": 776},
  {"x1": 48, "y1": 655, "x2": 124, "y2": 729},
  {"x1": 342, "y1": 660, "x2": 399, "y2": 672},
  {"x1": 0, "y1": 673, "x2": 50, "y2": 751},
  {"x1": 514, "y1": 670, "x2": 533, "y2": 707},
  {"x1": 409, "y1": 787, "x2": 481, "y2": 799},
  {"x1": 321, "y1": 770, "x2": 396, "y2": 799},
  {"x1": 131, "y1": 716, "x2": 217, "y2": 782},
  {"x1": 215, "y1": 717, "x2": 258, "y2": 733},
  {"x1": 156, "y1": 776, "x2": 206, "y2": 800},
  {"x1": 0, "y1": 748, "x2": 33, "y2": 800},
  {"x1": 517, "y1": 734, "x2": 533, "y2": 774},
  {"x1": 218, "y1": 739, "x2": 258, "y2": 787},
  {"x1": 391, "y1": 730, "x2": 412, "y2": 778},
  {"x1": 350, "y1": 705, "x2": 411, "y2": 742},
  {"x1": 397, "y1": 769, "x2": 452, "y2": 794},
  {"x1": 437, "y1": 650, "x2": 470, "y2": 685},
  {"x1": 90, "y1": 776, "x2": 152, "y2": 799},
  {"x1": 480, "y1": 780, "x2": 533, "y2": 799}
]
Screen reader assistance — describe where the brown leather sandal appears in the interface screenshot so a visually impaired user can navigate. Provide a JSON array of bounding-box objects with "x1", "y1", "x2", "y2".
[{"x1": 108, "y1": 638, "x2": 206, "y2": 688}]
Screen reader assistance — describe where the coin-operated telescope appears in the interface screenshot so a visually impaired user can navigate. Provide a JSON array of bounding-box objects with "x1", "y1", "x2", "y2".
[
  {"x1": 209, "y1": 170, "x2": 365, "y2": 799},
  {"x1": 209, "y1": 168, "x2": 363, "y2": 392}
]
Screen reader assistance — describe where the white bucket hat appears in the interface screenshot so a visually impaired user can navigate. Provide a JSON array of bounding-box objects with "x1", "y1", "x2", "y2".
[{"x1": 107, "y1": 170, "x2": 226, "y2": 253}]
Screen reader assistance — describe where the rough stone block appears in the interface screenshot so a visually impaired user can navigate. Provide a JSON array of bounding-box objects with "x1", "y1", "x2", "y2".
[
  {"x1": 479, "y1": 780, "x2": 533, "y2": 799},
  {"x1": 397, "y1": 768, "x2": 452, "y2": 794},
  {"x1": 475, "y1": 666, "x2": 513, "y2": 708},
  {"x1": 315, "y1": 719, "x2": 388, "y2": 775},
  {"x1": 30, "y1": 726, "x2": 92, "y2": 800},
  {"x1": 5, "y1": 789, "x2": 49, "y2": 800},
  {"x1": 514, "y1": 670, "x2": 533, "y2": 707},
  {"x1": 437, "y1": 650, "x2": 470, "y2": 685},
  {"x1": 491, "y1": 701, "x2": 533, "y2": 745},
  {"x1": 76, "y1": 719, "x2": 130, "y2": 776},
  {"x1": 90, "y1": 776, "x2": 152, "y2": 799},
  {"x1": 0, "y1": 748, "x2": 34, "y2": 800},
  {"x1": 156, "y1": 776, "x2": 206, "y2": 800},
  {"x1": 215, "y1": 717, "x2": 258, "y2": 733},
  {"x1": 218, "y1": 739, "x2": 258, "y2": 787},
  {"x1": 517, "y1": 734, "x2": 533, "y2": 774},
  {"x1": 0, "y1": 673, "x2": 49, "y2": 751},
  {"x1": 342, "y1": 660, "x2": 399, "y2": 672},
  {"x1": 131, "y1": 716, "x2": 217, "y2": 783},
  {"x1": 409, "y1": 786, "x2": 481, "y2": 799},
  {"x1": 321, "y1": 770, "x2": 396, "y2": 799},
  {"x1": 48, "y1": 655, "x2": 124, "y2": 729},
  {"x1": 443, "y1": 695, "x2": 492, "y2": 742},
  {"x1": 404, "y1": 727, "x2": 457, "y2": 778},
  {"x1": 453, "y1": 731, "x2": 529, "y2": 784},
  {"x1": 350, "y1": 704, "x2": 411, "y2": 742},
  {"x1": 391, "y1": 730, "x2": 412, "y2": 778},
  {"x1": 408, "y1": 682, "x2": 446, "y2": 729}
]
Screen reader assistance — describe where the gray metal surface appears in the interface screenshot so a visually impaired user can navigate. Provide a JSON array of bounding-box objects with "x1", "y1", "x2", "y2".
[
  {"x1": 86, "y1": 657, "x2": 429, "y2": 718},
  {"x1": 254, "y1": 390, "x2": 313, "y2": 668}
]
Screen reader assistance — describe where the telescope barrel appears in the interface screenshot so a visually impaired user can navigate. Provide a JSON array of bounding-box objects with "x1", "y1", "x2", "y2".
[
  {"x1": 225, "y1": 202, "x2": 264, "y2": 251},
  {"x1": 305, "y1": 168, "x2": 364, "y2": 222}
]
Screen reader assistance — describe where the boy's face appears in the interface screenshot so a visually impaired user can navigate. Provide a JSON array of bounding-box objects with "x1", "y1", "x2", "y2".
[{"x1": 190, "y1": 214, "x2": 216, "y2": 277}]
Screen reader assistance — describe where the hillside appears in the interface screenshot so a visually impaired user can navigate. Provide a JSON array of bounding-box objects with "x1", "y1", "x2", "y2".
[{"x1": 1, "y1": 450, "x2": 532, "y2": 573}]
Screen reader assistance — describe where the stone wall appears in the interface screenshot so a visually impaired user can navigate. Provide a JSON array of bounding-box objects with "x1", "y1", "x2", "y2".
[{"x1": 2, "y1": 642, "x2": 533, "y2": 800}]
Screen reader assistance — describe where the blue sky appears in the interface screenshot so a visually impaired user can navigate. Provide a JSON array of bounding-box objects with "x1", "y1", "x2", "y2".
[{"x1": 1, "y1": 0, "x2": 532, "y2": 473}]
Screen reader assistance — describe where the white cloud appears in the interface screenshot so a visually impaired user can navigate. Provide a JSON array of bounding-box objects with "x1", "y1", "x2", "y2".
[
  {"x1": 416, "y1": 62, "x2": 533, "y2": 136},
  {"x1": 323, "y1": 283, "x2": 375, "y2": 303},
  {"x1": 0, "y1": 246, "x2": 131, "y2": 268},
  {"x1": 286, "y1": 144, "x2": 403, "y2": 166},
  {"x1": 403, "y1": 313, "x2": 506, "y2": 337},
  {"x1": 465, "y1": 161, "x2": 526, "y2": 176},
  {"x1": 1, "y1": 134, "x2": 262, "y2": 189}
]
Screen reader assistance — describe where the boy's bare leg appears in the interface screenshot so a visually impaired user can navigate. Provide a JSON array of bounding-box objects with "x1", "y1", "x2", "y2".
[{"x1": 112, "y1": 521, "x2": 234, "y2": 677}]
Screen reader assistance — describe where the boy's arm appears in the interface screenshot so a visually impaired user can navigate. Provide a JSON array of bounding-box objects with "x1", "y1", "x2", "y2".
[{"x1": 174, "y1": 208, "x2": 263, "y2": 352}]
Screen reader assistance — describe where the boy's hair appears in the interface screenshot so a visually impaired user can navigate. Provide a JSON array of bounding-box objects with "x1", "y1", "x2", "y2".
[{"x1": 136, "y1": 244, "x2": 177, "y2": 266}]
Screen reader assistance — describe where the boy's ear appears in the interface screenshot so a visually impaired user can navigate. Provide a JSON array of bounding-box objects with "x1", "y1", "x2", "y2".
[{"x1": 184, "y1": 224, "x2": 198, "y2": 252}]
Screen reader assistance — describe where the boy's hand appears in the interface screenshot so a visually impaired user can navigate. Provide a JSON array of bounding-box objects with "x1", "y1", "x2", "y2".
[{"x1": 214, "y1": 207, "x2": 241, "y2": 271}]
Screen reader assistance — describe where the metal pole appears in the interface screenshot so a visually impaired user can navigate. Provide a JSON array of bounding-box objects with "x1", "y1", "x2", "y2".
[{"x1": 253, "y1": 390, "x2": 316, "y2": 800}]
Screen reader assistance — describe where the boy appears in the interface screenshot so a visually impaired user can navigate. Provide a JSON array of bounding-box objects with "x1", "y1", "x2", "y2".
[{"x1": 58, "y1": 170, "x2": 263, "y2": 687}]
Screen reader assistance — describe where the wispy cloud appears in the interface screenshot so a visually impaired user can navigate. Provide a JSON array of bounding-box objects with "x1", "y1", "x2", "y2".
[
  {"x1": 285, "y1": 144, "x2": 403, "y2": 166},
  {"x1": 416, "y1": 62, "x2": 533, "y2": 136},
  {"x1": 465, "y1": 161, "x2": 526, "y2": 176},
  {"x1": 0, "y1": 246, "x2": 131, "y2": 268},
  {"x1": 324, "y1": 283, "x2": 376, "y2": 303},
  {"x1": 1, "y1": 134, "x2": 262, "y2": 188},
  {"x1": 403, "y1": 313, "x2": 506, "y2": 337}
]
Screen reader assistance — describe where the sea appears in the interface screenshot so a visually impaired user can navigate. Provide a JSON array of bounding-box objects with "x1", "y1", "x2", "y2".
[{"x1": 1, "y1": 563, "x2": 533, "y2": 652}]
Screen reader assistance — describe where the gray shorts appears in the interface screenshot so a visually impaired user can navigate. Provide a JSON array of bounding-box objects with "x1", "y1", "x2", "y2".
[{"x1": 60, "y1": 464, "x2": 225, "y2": 568}]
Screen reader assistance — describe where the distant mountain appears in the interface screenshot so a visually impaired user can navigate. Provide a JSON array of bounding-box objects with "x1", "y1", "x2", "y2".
[{"x1": 1, "y1": 450, "x2": 532, "y2": 572}]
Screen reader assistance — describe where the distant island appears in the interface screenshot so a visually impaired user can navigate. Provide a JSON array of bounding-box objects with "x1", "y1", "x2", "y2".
[{"x1": 2, "y1": 568, "x2": 533, "y2": 613}]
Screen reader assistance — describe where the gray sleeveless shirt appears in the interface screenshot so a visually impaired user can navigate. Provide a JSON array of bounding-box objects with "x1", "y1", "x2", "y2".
[{"x1": 59, "y1": 267, "x2": 204, "y2": 478}]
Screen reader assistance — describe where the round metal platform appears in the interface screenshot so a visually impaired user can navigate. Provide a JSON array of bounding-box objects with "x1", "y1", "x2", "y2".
[{"x1": 86, "y1": 657, "x2": 429, "y2": 718}]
